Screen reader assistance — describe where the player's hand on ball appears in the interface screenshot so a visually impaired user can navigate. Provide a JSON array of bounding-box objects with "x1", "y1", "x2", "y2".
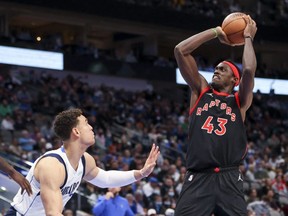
[
  {"x1": 243, "y1": 15, "x2": 257, "y2": 41},
  {"x1": 215, "y1": 26, "x2": 238, "y2": 46}
]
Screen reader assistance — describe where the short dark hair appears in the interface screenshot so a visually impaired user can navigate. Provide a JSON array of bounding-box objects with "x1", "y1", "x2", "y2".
[{"x1": 53, "y1": 108, "x2": 83, "y2": 141}]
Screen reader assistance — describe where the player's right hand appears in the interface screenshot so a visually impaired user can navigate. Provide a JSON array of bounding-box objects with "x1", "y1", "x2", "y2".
[{"x1": 243, "y1": 15, "x2": 257, "y2": 40}]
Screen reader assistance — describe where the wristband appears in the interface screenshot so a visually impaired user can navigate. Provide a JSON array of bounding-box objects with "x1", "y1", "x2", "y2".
[
  {"x1": 244, "y1": 35, "x2": 253, "y2": 41},
  {"x1": 212, "y1": 28, "x2": 218, "y2": 38}
]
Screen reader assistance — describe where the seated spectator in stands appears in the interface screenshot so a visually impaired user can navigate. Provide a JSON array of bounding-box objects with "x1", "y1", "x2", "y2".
[
  {"x1": 272, "y1": 174, "x2": 288, "y2": 195},
  {"x1": 142, "y1": 177, "x2": 161, "y2": 200},
  {"x1": 265, "y1": 189, "x2": 283, "y2": 215},
  {"x1": 92, "y1": 187, "x2": 134, "y2": 216},
  {"x1": 167, "y1": 164, "x2": 180, "y2": 182},
  {"x1": 160, "y1": 176, "x2": 177, "y2": 199},
  {"x1": 150, "y1": 194, "x2": 166, "y2": 214},
  {"x1": 271, "y1": 173, "x2": 288, "y2": 206},
  {"x1": 133, "y1": 189, "x2": 146, "y2": 215},
  {"x1": 247, "y1": 200, "x2": 270, "y2": 216},
  {"x1": 18, "y1": 129, "x2": 36, "y2": 152},
  {"x1": 16, "y1": 86, "x2": 32, "y2": 112},
  {"x1": 147, "y1": 208, "x2": 157, "y2": 216},
  {"x1": 0, "y1": 99, "x2": 13, "y2": 117},
  {"x1": 79, "y1": 182, "x2": 98, "y2": 213},
  {"x1": 175, "y1": 172, "x2": 185, "y2": 197},
  {"x1": 122, "y1": 149, "x2": 133, "y2": 166},
  {"x1": 40, "y1": 120, "x2": 54, "y2": 140},
  {"x1": 165, "y1": 208, "x2": 175, "y2": 216},
  {"x1": 254, "y1": 160, "x2": 269, "y2": 180},
  {"x1": 1, "y1": 114, "x2": 15, "y2": 141},
  {"x1": 246, "y1": 188, "x2": 260, "y2": 204},
  {"x1": 125, "y1": 193, "x2": 137, "y2": 214}
]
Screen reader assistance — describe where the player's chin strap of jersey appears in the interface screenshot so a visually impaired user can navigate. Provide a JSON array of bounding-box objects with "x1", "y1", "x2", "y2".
[{"x1": 88, "y1": 168, "x2": 137, "y2": 188}]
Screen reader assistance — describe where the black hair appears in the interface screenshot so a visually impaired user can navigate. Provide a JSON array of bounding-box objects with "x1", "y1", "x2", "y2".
[{"x1": 53, "y1": 108, "x2": 82, "y2": 141}]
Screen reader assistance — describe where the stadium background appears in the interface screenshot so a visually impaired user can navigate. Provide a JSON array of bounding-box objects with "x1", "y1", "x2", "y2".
[{"x1": 0, "y1": 0, "x2": 288, "y2": 215}]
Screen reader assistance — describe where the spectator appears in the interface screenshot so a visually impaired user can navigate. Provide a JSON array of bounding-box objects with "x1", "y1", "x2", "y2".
[
  {"x1": 246, "y1": 188, "x2": 260, "y2": 204},
  {"x1": 1, "y1": 114, "x2": 15, "y2": 143},
  {"x1": 0, "y1": 99, "x2": 13, "y2": 117},
  {"x1": 125, "y1": 193, "x2": 137, "y2": 214},
  {"x1": 272, "y1": 174, "x2": 288, "y2": 206},
  {"x1": 247, "y1": 200, "x2": 270, "y2": 216},
  {"x1": 150, "y1": 194, "x2": 166, "y2": 214},
  {"x1": 147, "y1": 208, "x2": 157, "y2": 216},
  {"x1": 142, "y1": 177, "x2": 161, "y2": 199},
  {"x1": 92, "y1": 187, "x2": 135, "y2": 216},
  {"x1": 17, "y1": 129, "x2": 37, "y2": 153},
  {"x1": 133, "y1": 190, "x2": 146, "y2": 215},
  {"x1": 165, "y1": 208, "x2": 175, "y2": 216}
]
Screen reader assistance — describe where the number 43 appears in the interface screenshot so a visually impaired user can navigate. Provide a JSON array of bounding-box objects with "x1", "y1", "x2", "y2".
[{"x1": 201, "y1": 116, "x2": 228, "y2": 136}]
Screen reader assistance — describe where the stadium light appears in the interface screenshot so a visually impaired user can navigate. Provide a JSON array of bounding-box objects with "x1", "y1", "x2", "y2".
[
  {"x1": 0, "y1": 45, "x2": 63, "y2": 70},
  {"x1": 176, "y1": 68, "x2": 288, "y2": 95}
]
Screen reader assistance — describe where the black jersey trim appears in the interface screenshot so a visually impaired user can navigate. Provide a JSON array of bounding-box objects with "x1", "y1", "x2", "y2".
[{"x1": 81, "y1": 155, "x2": 86, "y2": 178}]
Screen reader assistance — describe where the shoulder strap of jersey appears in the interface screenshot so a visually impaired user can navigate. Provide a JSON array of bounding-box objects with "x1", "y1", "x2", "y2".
[{"x1": 81, "y1": 155, "x2": 86, "y2": 178}]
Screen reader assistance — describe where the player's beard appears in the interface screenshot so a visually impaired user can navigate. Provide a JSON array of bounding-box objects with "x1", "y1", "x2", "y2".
[{"x1": 210, "y1": 82, "x2": 220, "y2": 90}]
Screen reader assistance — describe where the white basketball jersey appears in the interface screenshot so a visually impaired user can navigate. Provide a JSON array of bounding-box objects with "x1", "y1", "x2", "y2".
[{"x1": 11, "y1": 146, "x2": 86, "y2": 215}]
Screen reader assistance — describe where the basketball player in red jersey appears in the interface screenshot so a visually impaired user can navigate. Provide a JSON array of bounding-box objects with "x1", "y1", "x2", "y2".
[{"x1": 174, "y1": 15, "x2": 257, "y2": 215}]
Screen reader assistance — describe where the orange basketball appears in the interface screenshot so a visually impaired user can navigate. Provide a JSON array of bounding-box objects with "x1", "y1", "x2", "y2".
[{"x1": 221, "y1": 12, "x2": 247, "y2": 45}]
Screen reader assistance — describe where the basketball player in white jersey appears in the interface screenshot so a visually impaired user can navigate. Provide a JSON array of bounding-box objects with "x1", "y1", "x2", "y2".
[{"x1": 5, "y1": 108, "x2": 160, "y2": 216}]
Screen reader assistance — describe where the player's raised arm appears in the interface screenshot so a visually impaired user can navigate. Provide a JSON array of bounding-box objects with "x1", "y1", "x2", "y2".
[
  {"x1": 174, "y1": 29, "x2": 218, "y2": 95},
  {"x1": 238, "y1": 15, "x2": 257, "y2": 115}
]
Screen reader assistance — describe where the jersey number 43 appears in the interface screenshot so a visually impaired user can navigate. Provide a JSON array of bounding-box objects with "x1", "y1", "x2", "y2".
[{"x1": 201, "y1": 116, "x2": 228, "y2": 136}]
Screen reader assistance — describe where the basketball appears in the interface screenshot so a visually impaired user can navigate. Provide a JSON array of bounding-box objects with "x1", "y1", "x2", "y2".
[{"x1": 221, "y1": 12, "x2": 247, "y2": 44}]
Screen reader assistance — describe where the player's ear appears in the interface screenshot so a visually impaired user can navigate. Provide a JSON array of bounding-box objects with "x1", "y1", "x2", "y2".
[
  {"x1": 72, "y1": 127, "x2": 80, "y2": 137},
  {"x1": 232, "y1": 76, "x2": 239, "y2": 86}
]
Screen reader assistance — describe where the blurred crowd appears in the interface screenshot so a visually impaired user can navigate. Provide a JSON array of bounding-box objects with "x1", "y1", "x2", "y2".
[
  {"x1": 116, "y1": 0, "x2": 288, "y2": 24},
  {"x1": 0, "y1": 65, "x2": 288, "y2": 216},
  {"x1": 1, "y1": 0, "x2": 288, "y2": 80}
]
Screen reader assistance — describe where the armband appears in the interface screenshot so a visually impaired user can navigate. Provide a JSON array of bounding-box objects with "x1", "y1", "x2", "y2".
[
  {"x1": 244, "y1": 35, "x2": 253, "y2": 42},
  {"x1": 88, "y1": 168, "x2": 136, "y2": 188},
  {"x1": 212, "y1": 28, "x2": 218, "y2": 38}
]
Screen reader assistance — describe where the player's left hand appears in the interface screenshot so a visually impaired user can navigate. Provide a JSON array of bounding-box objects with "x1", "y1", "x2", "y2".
[
  {"x1": 243, "y1": 15, "x2": 257, "y2": 40},
  {"x1": 140, "y1": 143, "x2": 160, "y2": 177}
]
